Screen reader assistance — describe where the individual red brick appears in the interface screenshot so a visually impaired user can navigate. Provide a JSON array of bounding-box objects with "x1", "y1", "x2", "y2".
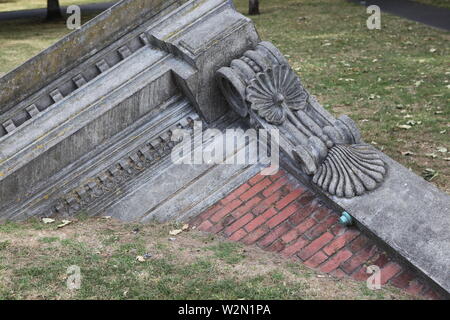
[
  {"x1": 296, "y1": 191, "x2": 316, "y2": 206},
  {"x1": 369, "y1": 252, "x2": 390, "y2": 268},
  {"x1": 221, "y1": 183, "x2": 251, "y2": 204},
  {"x1": 422, "y1": 288, "x2": 442, "y2": 300},
  {"x1": 319, "y1": 249, "x2": 353, "y2": 273},
  {"x1": 252, "y1": 191, "x2": 283, "y2": 214},
  {"x1": 239, "y1": 178, "x2": 272, "y2": 201},
  {"x1": 341, "y1": 245, "x2": 377, "y2": 274},
  {"x1": 348, "y1": 235, "x2": 371, "y2": 253},
  {"x1": 231, "y1": 196, "x2": 262, "y2": 219},
  {"x1": 323, "y1": 229, "x2": 360, "y2": 256},
  {"x1": 405, "y1": 279, "x2": 425, "y2": 296},
  {"x1": 258, "y1": 222, "x2": 292, "y2": 248},
  {"x1": 304, "y1": 251, "x2": 328, "y2": 268},
  {"x1": 261, "y1": 207, "x2": 279, "y2": 219},
  {"x1": 312, "y1": 207, "x2": 330, "y2": 222},
  {"x1": 295, "y1": 217, "x2": 317, "y2": 234},
  {"x1": 229, "y1": 229, "x2": 247, "y2": 241},
  {"x1": 275, "y1": 189, "x2": 304, "y2": 210},
  {"x1": 288, "y1": 203, "x2": 317, "y2": 225},
  {"x1": 281, "y1": 228, "x2": 299, "y2": 244},
  {"x1": 330, "y1": 223, "x2": 345, "y2": 236},
  {"x1": 298, "y1": 232, "x2": 334, "y2": 260},
  {"x1": 281, "y1": 237, "x2": 309, "y2": 257},
  {"x1": 262, "y1": 176, "x2": 288, "y2": 197},
  {"x1": 380, "y1": 262, "x2": 402, "y2": 285},
  {"x1": 266, "y1": 239, "x2": 286, "y2": 253},
  {"x1": 195, "y1": 203, "x2": 222, "y2": 223},
  {"x1": 282, "y1": 218, "x2": 316, "y2": 243},
  {"x1": 304, "y1": 216, "x2": 339, "y2": 240},
  {"x1": 266, "y1": 202, "x2": 299, "y2": 228},
  {"x1": 210, "y1": 199, "x2": 242, "y2": 222},
  {"x1": 268, "y1": 169, "x2": 285, "y2": 181},
  {"x1": 224, "y1": 213, "x2": 254, "y2": 236},
  {"x1": 331, "y1": 268, "x2": 347, "y2": 278},
  {"x1": 248, "y1": 173, "x2": 265, "y2": 186},
  {"x1": 245, "y1": 207, "x2": 277, "y2": 232},
  {"x1": 389, "y1": 270, "x2": 416, "y2": 289},
  {"x1": 222, "y1": 214, "x2": 236, "y2": 227},
  {"x1": 241, "y1": 225, "x2": 270, "y2": 245},
  {"x1": 351, "y1": 266, "x2": 370, "y2": 281},
  {"x1": 208, "y1": 222, "x2": 225, "y2": 234},
  {"x1": 244, "y1": 215, "x2": 266, "y2": 233},
  {"x1": 189, "y1": 217, "x2": 203, "y2": 228},
  {"x1": 197, "y1": 220, "x2": 213, "y2": 232}
]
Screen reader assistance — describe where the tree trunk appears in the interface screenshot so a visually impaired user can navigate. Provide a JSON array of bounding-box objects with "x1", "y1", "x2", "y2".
[
  {"x1": 248, "y1": 0, "x2": 260, "y2": 15},
  {"x1": 46, "y1": 0, "x2": 62, "y2": 20}
]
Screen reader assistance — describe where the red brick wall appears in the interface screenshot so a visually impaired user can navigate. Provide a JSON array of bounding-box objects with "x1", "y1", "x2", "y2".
[{"x1": 190, "y1": 169, "x2": 444, "y2": 300}]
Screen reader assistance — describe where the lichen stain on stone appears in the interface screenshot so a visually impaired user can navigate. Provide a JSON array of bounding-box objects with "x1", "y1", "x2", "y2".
[{"x1": 57, "y1": 129, "x2": 68, "y2": 137}]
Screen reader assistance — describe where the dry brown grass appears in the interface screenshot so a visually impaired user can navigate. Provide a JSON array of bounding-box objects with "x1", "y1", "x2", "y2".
[{"x1": 0, "y1": 216, "x2": 420, "y2": 299}]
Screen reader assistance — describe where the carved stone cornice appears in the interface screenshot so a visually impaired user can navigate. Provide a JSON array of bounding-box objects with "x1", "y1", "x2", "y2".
[
  {"x1": 216, "y1": 41, "x2": 387, "y2": 198},
  {"x1": 53, "y1": 113, "x2": 198, "y2": 216}
]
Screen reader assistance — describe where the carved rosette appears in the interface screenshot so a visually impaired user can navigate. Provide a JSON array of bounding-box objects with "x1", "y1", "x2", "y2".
[
  {"x1": 216, "y1": 41, "x2": 387, "y2": 198},
  {"x1": 246, "y1": 65, "x2": 307, "y2": 125}
]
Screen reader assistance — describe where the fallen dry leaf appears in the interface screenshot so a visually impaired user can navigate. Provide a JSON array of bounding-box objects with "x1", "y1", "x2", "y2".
[
  {"x1": 136, "y1": 256, "x2": 146, "y2": 262},
  {"x1": 57, "y1": 220, "x2": 72, "y2": 228},
  {"x1": 42, "y1": 218, "x2": 55, "y2": 224},
  {"x1": 169, "y1": 229, "x2": 183, "y2": 236},
  {"x1": 422, "y1": 168, "x2": 438, "y2": 181}
]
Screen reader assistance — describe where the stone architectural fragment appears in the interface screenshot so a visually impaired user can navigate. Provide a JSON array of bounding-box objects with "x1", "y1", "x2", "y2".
[
  {"x1": 217, "y1": 42, "x2": 386, "y2": 198},
  {"x1": 0, "y1": 0, "x2": 448, "y2": 297},
  {"x1": 0, "y1": 0, "x2": 260, "y2": 221}
]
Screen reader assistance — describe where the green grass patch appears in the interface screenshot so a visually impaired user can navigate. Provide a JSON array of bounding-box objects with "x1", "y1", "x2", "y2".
[
  {"x1": 206, "y1": 241, "x2": 246, "y2": 264},
  {"x1": 38, "y1": 236, "x2": 59, "y2": 243},
  {"x1": 233, "y1": 0, "x2": 449, "y2": 193},
  {"x1": 0, "y1": 0, "x2": 113, "y2": 12},
  {"x1": 412, "y1": 0, "x2": 450, "y2": 9},
  {"x1": 0, "y1": 218, "x2": 417, "y2": 299}
]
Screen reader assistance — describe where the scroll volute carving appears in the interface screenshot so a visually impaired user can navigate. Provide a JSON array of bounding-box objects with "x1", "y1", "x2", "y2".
[{"x1": 216, "y1": 41, "x2": 386, "y2": 198}]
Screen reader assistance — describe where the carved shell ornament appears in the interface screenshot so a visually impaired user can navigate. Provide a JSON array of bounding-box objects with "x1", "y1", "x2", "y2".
[
  {"x1": 217, "y1": 45, "x2": 387, "y2": 198},
  {"x1": 312, "y1": 144, "x2": 387, "y2": 198},
  {"x1": 246, "y1": 64, "x2": 308, "y2": 125},
  {"x1": 243, "y1": 64, "x2": 386, "y2": 198}
]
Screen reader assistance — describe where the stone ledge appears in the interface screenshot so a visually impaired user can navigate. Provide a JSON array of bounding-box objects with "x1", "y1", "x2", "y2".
[{"x1": 333, "y1": 153, "x2": 450, "y2": 295}]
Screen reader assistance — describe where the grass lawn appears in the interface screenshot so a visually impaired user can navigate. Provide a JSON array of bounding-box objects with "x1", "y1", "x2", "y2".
[
  {"x1": 234, "y1": 0, "x2": 449, "y2": 193},
  {"x1": 0, "y1": 216, "x2": 416, "y2": 299},
  {"x1": 0, "y1": 0, "x2": 113, "y2": 12},
  {"x1": 412, "y1": 0, "x2": 450, "y2": 9}
]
